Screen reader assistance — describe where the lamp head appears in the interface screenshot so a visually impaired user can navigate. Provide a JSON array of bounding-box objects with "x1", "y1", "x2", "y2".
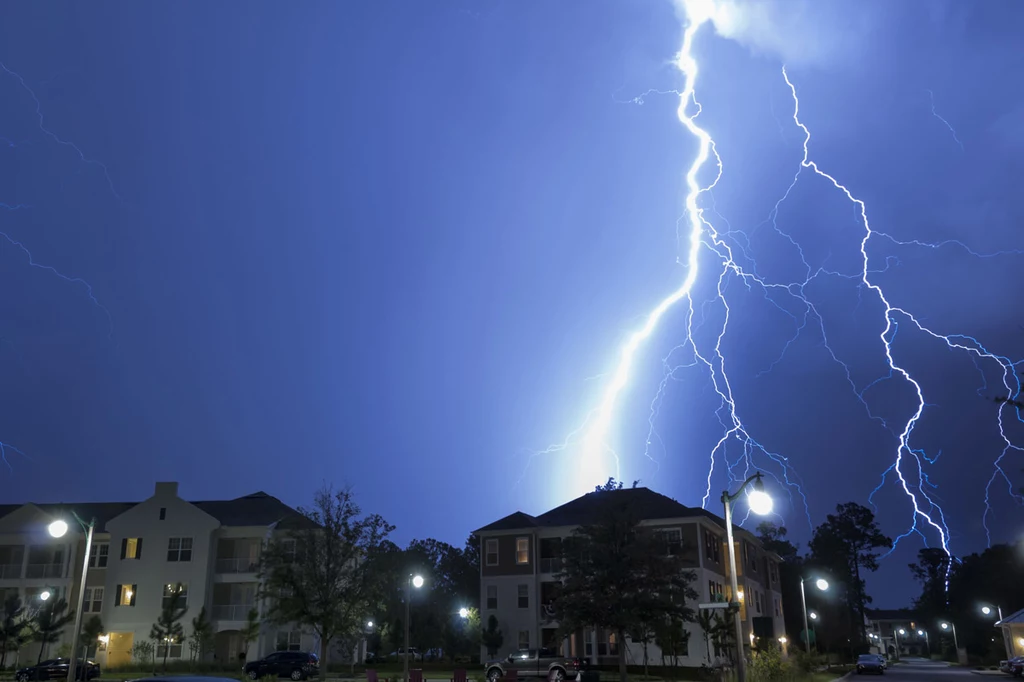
[
  {"x1": 411, "y1": 575, "x2": 424, "y2": 589},
  {"x1": 941, "y1": 622, "x2": 949, "y2": 630},
  {"x1": 982, "y1": 606, "x2": 992, "y2": 616},
  {"x1": 898, "y1": 629, "x2": 906, "y2": 635},
  {"x1": 809, "y1": 611, "x2": 818, "y2": 621},
  {"x1": 459, "y1": 608, "x2": 469, "y2": 619},
  {"x1": 39, "y1": 590, "x2": 51, "y2": 602},
  {"x1": 814, "y1": 578, "x2": 829, "y2": 591},
  {"x1": 917, "y1": 630, "x2": 924, "y2": 636},
  {"x1": 48, "y1": 519, "x2": 68, "y2": 538},
  {"x1": 747, "y1": 488, "x2": 773, "y2": 516},
  {"x1": 367, "y1": 621, "x2": 374, "y2": 628}
]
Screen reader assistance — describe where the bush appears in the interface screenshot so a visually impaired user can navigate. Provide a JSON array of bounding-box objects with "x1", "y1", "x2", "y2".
[{"x1": 749, "y1": 647, "x2": 790, "y2": 682}]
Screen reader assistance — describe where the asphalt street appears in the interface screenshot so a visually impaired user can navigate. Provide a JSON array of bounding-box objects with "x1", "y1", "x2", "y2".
[{"x1": 848, "y1": 659, "x2": 990, "y2": 681}]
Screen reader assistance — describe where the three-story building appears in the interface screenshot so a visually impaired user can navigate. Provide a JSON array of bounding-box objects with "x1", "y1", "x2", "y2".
[
  {"x1": 474, "y1": 487, "x2": 787, "y2": 667},
  {"x1": 0, "y1": 481, "x2": 316, "y2": 668}
]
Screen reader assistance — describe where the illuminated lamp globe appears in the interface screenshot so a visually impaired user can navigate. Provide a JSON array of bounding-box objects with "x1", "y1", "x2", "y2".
[
  {"x1": 982, "y1": 606, "x2": 992, "y2": 616},
  {"x1": 412, "y1": 575, "x2": 424, "y2": 589},
  {"x1": 39, "y1": 590, "x2": 51, "y2": 601},
  {"x1": 747, "y1": 490, "x2": 773, "y2": 516},
  {"x1": 815, "y1": 578, "x2": 829, "y2": 591},
  {"x1": 459, "y1": 608, "x2": 469, "y2": 619},
  {"x1": 48, "y1": 520, "x2": 68, "y2": 538}
]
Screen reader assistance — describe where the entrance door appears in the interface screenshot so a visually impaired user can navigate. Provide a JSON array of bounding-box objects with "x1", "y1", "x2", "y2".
[{"x1": 107, "y1": 632, "x2": 134, "y2": 668}]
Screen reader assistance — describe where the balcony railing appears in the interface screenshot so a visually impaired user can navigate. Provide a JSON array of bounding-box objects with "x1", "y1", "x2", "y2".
[
  {"x1": 539, "y1": 557, "x2": 562, "y2": 574},
  {"x1": 25, "y1": 563, "x2": 62, "y2": 579},
  {"x1": 0, "y1": 564, "x2": 22, "y2": 579},
  {"x1": 212, "y1": 604, "x2": 255, "y2": 621},
  {"x1": 216, "y1": 557, "x2": 260, "y2": 574}
]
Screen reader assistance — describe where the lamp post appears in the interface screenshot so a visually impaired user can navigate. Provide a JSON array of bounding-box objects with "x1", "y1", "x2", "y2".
[
  {"x1": 798, "y1": 578, "x2": 829, "y2": 656},
  {"x1": 722, "y1": 472, "x2": 773, "y2": 682},
  {"x1": 458, "y1": 608, "x2": 468, "y2": 619},
  {"x1": 896, "y1": 628, "x2": 906, "y2": 660},
  {"x1": 48, "y1": 513, "x2": 95, "y2": 682},
  {"x1": 404, "y1": 574, "x2": 424, "y2": 682},
  {"x1": 984, "y1": 605, "x2": 1011, "y2": 661},
  {"x1": 941, "y1": 621, "x2": 959, "y2": 653}
]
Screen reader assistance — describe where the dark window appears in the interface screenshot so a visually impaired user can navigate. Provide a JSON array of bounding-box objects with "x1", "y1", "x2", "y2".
[
  {"x1": 704, "y1": 530, "x2": 721, "y2": 564},
  {"x1": 518, "y1": 584, "x2": 529, "y2": 608},
  {"x1": 486, "y1": 585, "x2": 498, "y2": 610},
  {"x1": 656, "y1": 529, "x2": 683, "y2": 556},
  {"x1": 159, "y1": 507, "x2": 166, "y2": 520},
  {"x1": 89, "y1": 544, "x2": 109, "y2": 568},
  {"x1": 167, "y1": 537, "x2": 193, "y2": 562},
  {"x1": 485, "y1": 539, "x2": 498, "y2": 566}
]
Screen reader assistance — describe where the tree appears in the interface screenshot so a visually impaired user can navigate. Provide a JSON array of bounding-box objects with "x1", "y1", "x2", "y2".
[
  {"x1": 32, "y1": 597, "x2": 74, "y2": 663},
  {"x1": 150, "y1": 583, "x2": 188, "y2": 670},
  {"x1": 481, "y1": 615, "x2": 503, "y2": 657},
  {"x1": 755, "y1": 522, "x2": 799, "y2": 563},
  {"x1": 131, "y1": 640, "x2": 155, "y2": 672},
  {"x1": 259, "y1": 485, "x2": 395, "y2": 666},
  {"x1": 188, "y1": 606, "x2": 214, "y2": 667},
  {"x1": 756, "y1": 523, "x2": 807, "y2": 646},
  {"x1": 553, "y1": 480, "x2": 698, "y2": 682},
  {"x1": 808, "y1": 503, "x2": 892, "y2": 650},
  {"x1": 241, "y1": 608, "x2": 260, "y2": 660},
  {"x1": 80, "y1": 616, "x2": 104, "y2": 659},
  {"x1": 0, "y1": 594, "x2": 29, "y2": 669},
  {"x1": 695, "y1": 609, "x2": 716, "y2": 665}
]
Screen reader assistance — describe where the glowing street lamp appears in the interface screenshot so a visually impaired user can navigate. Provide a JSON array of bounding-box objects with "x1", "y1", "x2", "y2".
[
  {"x1": 458, "y1": 608, "x2": 469, "y2": 619},
  {"x1": 48, "y1": 512, "x2": 96, "y2": 682},
  {"x1": 799, "y1": 577, "x2": 829, "y2": 655},
  {"x1": 39, "y1": 590, "x2": 52, "y2": 602},
  {"x1": 940, "y1": 621, "x2": 959, "y2": 652},
  {"x1": 404, "y1": 575, "x2": 425, "y2": 682},
  {"x1": 721, "y1": 472, "x2": 772, "y2": 682}
]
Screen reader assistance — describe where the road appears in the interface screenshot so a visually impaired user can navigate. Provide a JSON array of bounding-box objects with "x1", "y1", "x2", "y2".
[{"x1": 851, "y1": 658, "x2": 989, "y2": 681}]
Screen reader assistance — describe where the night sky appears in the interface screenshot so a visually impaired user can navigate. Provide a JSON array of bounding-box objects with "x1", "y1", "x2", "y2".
[{"x1": 1, "y1": 1, "x2": 1022, "y2": 607}]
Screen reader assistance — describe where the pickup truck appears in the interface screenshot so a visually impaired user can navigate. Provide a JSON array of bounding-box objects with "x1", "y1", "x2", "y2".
[{"x1": 485, "y1": 648, "x2": 585, "y2": 682}]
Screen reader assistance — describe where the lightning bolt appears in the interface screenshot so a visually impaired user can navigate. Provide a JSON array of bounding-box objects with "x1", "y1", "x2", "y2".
[{"x1": 927, "y1": 88, "x2": 964, "y2": 152}]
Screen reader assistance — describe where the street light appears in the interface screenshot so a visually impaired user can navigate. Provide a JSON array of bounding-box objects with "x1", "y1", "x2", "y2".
[
  {"x1": 367, "y1": 621, "x2": 374, "y2": 629},
  {"x1": 39, "y1": 590, "x2": 52, "y2": 602},
  {"x1": 981, "y1": 604, "x2": 1004, "y2": 620},
  {"x1": 404, "y1": 574, "x2": 424, "y2": 682},
  {"x1": 799, "y1": 577, "x2": 829, "y2": 655},
  {"x1": 940, "y1": 622, "x2": 959, "y2": 652},
  {"x1": 809, "y1": 611, "x2": 818, "y2": 621},
  {"x1": 458, "y1": 608, "x2": 469, "y2": 619},
  {"x1": 49, "y1": 512, "x2": 96, "y2": 682},
  {"x1": 721, "y1": 472, "x2": 772, "y2": 682}
]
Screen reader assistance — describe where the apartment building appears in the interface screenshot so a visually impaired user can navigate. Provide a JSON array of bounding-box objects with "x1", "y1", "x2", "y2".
[
  {"x1": 474, "y1": 487, "x2": 786, "y2": 668},
  {"x1": 0, "y1": 481, "x2": 317, "y2": 668}
]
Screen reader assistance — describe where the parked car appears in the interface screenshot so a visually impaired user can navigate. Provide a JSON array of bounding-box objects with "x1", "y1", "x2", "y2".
[
  {"x1": 388, "y1": 648, "x2": 422, "y2": 661},
  {"x1": 16, "y1": 659, "x2": 100, "y2": 682},
  {"x1": 872, "y1": 654, "x2": 887, "y2": 669},
  {"x1": 1003, "y1": 657, "x2": 1024, "y2": 677},
  {"x1": 243, "y1": 651, "x2": 320, "y2": 680},
  {"x1": 855, "y1": 654, "x2": 885, "y2": 675},
  {"x1": 485, "y1": 648, "x2": 587, "y2": 682}
]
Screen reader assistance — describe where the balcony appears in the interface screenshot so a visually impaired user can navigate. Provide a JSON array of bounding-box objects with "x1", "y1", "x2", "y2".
[
  {"x1": 212, "y1": 604, "x2": 255, "y2": 621},
  {"x1": 0, "y1": 564, "x2": 22, "y2": 580},
  {"x1": 25, "y1": 563, "x2": 62, "y2": 579},
  {"x1": 539, "y1": 557, "x2": 562, "y2": 574},
  {"x1": 216, "y1": 557, "x2": 259, "y2": 574}
]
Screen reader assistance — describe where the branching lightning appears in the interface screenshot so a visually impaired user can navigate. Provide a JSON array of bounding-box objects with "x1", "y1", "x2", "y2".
[{"x1": 532, "y1": 2, "x2": 1023, "y2": 562}]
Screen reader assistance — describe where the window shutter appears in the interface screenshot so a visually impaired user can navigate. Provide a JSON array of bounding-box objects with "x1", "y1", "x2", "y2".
[
  {"x1": 130, "y1": 584, "x2": 137, "y2": 606},
  {"x1": 136, "y1": 538, "x2": 143, "y2": 559},
  {"x1": 120, "y1": 539, "x2": 127, "y2": 560},
  {"x1": 115, "y1": 584, "x2": 122, "y2": 607}
]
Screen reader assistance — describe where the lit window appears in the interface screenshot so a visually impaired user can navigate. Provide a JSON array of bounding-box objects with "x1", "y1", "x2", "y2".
[
  {"x1": 485, "y1": 539, "x2": 499, "y2": 566},
  {"x1": 157, "y1": 639, "x2": 182, "y2": 659},
  {"x1": 167, "y1": 537, "x2": 193, "y2": 562},
  {"x1": 121, "y1": 538, "x2": 142, "y2": 560},
  {"x1": 88, "y1": 544, "x2": 109, "y2": 568},
  {"x1": 116, "y1": 584, "x2": 136, "y2": 606},
  {"x1": 162, "y1": 583, "x2": 188, "y2": 609},
  {"x1": 516, "y1": 537, "x2": 529, "y2": 564}
]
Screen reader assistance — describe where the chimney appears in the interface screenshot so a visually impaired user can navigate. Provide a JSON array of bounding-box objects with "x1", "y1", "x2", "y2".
[{"x1": 154, "y1": 482, "x2": 179, "y2": 498}]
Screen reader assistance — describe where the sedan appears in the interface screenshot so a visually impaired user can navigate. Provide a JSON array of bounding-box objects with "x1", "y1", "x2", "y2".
[
  {"x1": 856, "y1": 654, "x2": 885, "y2": 675},
  {"x1": 16, "y1": 659, "x2": 100, "y2": 682}
]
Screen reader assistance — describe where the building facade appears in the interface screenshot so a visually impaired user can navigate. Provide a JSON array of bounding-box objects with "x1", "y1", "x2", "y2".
[
  {"x1": 474, "y1": 487, "x2": 787, "y2": 668},
  {"x1": 0, "y1": 481, "x2": 318, "y2": 669}
]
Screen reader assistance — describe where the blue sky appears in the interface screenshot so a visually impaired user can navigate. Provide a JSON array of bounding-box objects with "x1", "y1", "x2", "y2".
[{"x1": 2, "y1": 1, "x2": 1023, "y2": 606}]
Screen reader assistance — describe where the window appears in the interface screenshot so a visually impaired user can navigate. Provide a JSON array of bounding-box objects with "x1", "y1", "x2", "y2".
[
  {"x1": 276, "y1": 631, "x2": 302, "y2": 652},
  {"x1": 157, "y1": 640, "x2": 183, "y2": 659},
  {"x1": 775, "y1": 598, "x2": 781, "y2": 618},
  {"x1": 747, "y1": 544, "x2": 758, "y2": 572},
  {"x1": 656, "y1": 528, "x2": 683, "y2": 556},
  {"x1": 486, "y1": 585, "x2": 498, "y2": 610},
  {"x1": 281, "y1": 538, "x2": 297, "y2": 561},
  {"x1": 115, "y1": 583, "x2": 137, "y2": 607},
  {"x1": 608, "y1": 632, "x2": 618, "y2": 656},
  {"x1": 159, "y1": 507, "x2": 166, "y2": 521},
  {"x1": 485, "y1": 539, "x2": 499, "y2": 566},
  {"x1": 88, "y1": 544, "x2": 109, "y2": 568},
  {"x1": 704, "y1": 530, "x2": 721, "y2": 564},
  {"x1": 518, "y1": 630, "x2": 530, "y2": 649},
  {"x1": 516, "y1": 537, "x2": 530, "y2": 565},
  {"x1": 83, "y1": 587, "x2": 104, "y2": 613},
  {"x1": 755, "y1": 591, "x2": 762, "y2": 614},
  {"x1": 167, "y1": 537, "x2": 193, "y2": 562},
  {"x1": 121, "y1": 538, "x2": 142, "y2": 560},
  {"x1": 163, "y1": 583, "x2": 188, "y2": 609},
  {"x1": 518, "y1": 584, "x2": 529, "y2": 609},
  {"x1": 708, "y1": 580, "x2": 725, "y2": 602}
]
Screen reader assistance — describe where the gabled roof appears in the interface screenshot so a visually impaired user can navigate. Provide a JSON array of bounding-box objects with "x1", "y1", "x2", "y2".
[
  {"x1": 474, "y1": 487, "x2": 736, "y2": 535},
  {"x1": 996, "y1": 608, "x2": 1024, "y2": 626},
  {"x1": 0, "y1": 491, "x2": 312, "y2": 532}
]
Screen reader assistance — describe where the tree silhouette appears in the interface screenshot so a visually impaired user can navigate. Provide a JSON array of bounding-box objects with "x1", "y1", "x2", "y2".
[
  {"x1": 150, "y1": 584, "x2": 188, "y2": 670},
  {"x1": 0, "y1": 594, "x2": 29, "y2": 669},
  {"x1": 32, "y1": 597, "x2": 75, "y2": 663},
  {"x1": 188, "y1": 606, "x2": 214, "y2": 667},
  {"x1": 81, "y1": 616, "x2": 104, "y2": 659},
  {"x1": 480, "y1": 615, "x2": 503, "y2": 657}
]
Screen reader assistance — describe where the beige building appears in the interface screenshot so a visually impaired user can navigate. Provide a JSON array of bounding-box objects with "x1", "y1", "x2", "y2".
[
  {"x1": 997, "y1": 608, "x2": 1024, "y2": 660},
  {"x1": 0, "y1": 482, "x2": 317, "y2": 669},
  {"x1": 474, "y1": 487, "x2": 787, "y2": 668}
]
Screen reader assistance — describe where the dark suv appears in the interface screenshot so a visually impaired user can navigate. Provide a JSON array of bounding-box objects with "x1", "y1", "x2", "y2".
[
  {"x1": 243, "y1": 652, "x2": 320, "y2": 680},
  {"x1": 16, "y1": 659, "x2": 100, "y2": 681}
]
